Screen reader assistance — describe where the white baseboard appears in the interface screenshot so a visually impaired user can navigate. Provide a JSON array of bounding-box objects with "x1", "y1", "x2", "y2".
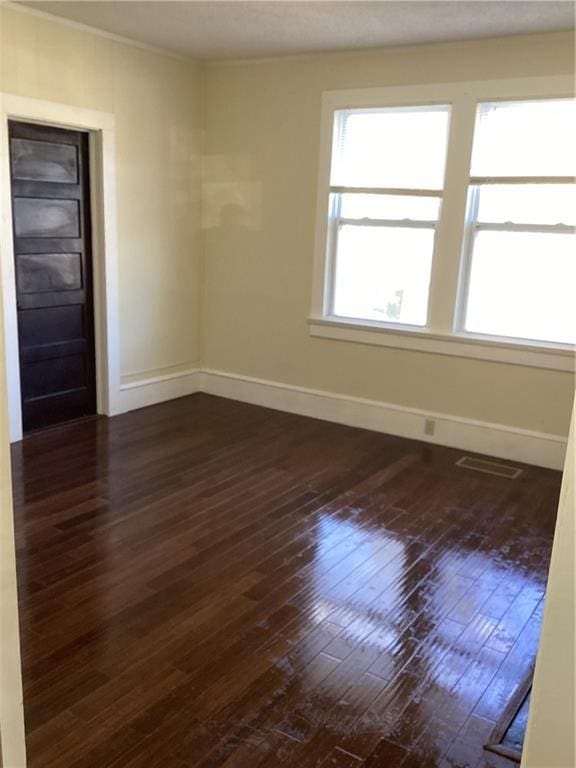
[
  {"x1": 201, "y1": 369, "x2": 568, "y2": 470},
  {"x1": 118, "y1": 367, "x2": 201, "y2": 413},
  {"x1": 113, "y1": 365, "x2": 567, "y2": 469}
]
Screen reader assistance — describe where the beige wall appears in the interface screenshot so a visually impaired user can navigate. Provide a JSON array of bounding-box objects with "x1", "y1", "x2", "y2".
[
  {"x1": 0, "y1": 5, "x2": 203, "y2": 381},
  {"x1": 522, "y1": 397, "x2": 575, "y2": 768},
  {"x1": 202, "y1": 31, "x2": 575, "y2": 436}
]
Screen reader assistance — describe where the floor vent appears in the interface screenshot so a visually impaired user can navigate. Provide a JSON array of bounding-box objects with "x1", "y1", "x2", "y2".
[{"x1": 456, "y1": 456, "x2": 523, "y2": 479}]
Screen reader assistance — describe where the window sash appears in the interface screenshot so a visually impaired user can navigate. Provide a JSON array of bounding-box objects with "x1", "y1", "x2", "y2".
[
  {"x1": 459, "y1": 228, "x2": 576, "y2": 344},
  {"x1": 329, "y1": 220, "x2": 437, "y2": 326},
  {"x1": 329, "y1": 185, "x2": 444, "y2": 198},
  {"x1": 331, "y1": 104, "x2": 451, "y2": 192},
  {"x1": 456, "y1": 180, "x2": 576, "y2": 340},
  {"x1": 336, "y1": 217, "x2": 438, "y2": 229},
  {"x1": 474, "y1": 222, "x2": 574, "y2": 234},
  {"x1": 326, "y1": 204, "x2": 438, "y2": 315},
  {"x1": 470, "y1": 176, "x2": 574, "y2": 185}
]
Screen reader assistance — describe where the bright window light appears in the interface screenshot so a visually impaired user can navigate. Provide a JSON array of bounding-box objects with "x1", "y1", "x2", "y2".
[
  {"x1": 463, "y1": 98, "x2": 576, "y2": 345},
  {"x1": 339, "y1": 193, "x2": 441, "y2": 221},
  {"x1": 476, "y1": 185, "x2": 576, "y2": 226},
  {"x1": 470, "y1": 99, "x2": 576, "y2": 177},
  {"x1": 331, "y1": 107, "x2": 450, "y2": 190},
  {"x1": 466, "y1": 232, "x2": 576, "y2": 344},
  {"x1": 333, "y1": 226, "x2": 435, "y2": 326},
  {"x1": 327, "y1": 106, "x2": 450, "y2": 327}
]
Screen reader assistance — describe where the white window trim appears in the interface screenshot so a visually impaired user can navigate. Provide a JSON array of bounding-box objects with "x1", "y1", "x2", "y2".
[{"x1": 310, "y1": 76, "x2": 576, "y2": 371}]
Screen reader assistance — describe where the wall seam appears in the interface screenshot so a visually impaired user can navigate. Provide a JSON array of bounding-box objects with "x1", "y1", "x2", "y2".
[{"x1": 197, "y1": 62, "x2": 208, "y2": 368}]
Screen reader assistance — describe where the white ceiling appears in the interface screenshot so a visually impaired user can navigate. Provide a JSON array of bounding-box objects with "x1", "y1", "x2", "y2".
[{"x1": 18, "y1": 1, "x2": 576, "y2": 61}]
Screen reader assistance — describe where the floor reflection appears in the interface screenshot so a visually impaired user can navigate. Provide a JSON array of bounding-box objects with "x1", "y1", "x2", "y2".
[{"x1": 12, "y1": 395, "x2": 560, "y2": 767}]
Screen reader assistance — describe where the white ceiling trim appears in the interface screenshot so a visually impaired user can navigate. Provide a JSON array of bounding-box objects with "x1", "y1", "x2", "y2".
[{"x1": 3, "y1": 1, "x2": 192, "y2": 62}]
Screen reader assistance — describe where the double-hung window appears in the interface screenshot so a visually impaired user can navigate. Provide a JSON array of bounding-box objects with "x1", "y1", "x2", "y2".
[
  {"x1": 463, "y1": 99, "x2": 575, "y2": 345},
  {"x1": 311, "y1": 78, "x2": 576, "y2": 370},
  {"x1": 328, "y1": 106, "x2": 450, "y2": 327}
]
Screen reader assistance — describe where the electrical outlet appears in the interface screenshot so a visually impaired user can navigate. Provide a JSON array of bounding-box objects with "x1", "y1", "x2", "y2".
[{"x1": 424, "y1": 418, "x2": 436, "y2": 436}]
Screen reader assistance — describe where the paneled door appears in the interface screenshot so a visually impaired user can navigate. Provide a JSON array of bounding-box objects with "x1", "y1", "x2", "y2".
[{"x1": 9, "y1": 121, "x2": 97, "y2": 432}]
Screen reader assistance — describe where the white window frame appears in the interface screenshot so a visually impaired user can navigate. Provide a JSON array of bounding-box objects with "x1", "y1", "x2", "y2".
[{"x1": 309, "y1": 76, "x2": 575, "y2": 372}]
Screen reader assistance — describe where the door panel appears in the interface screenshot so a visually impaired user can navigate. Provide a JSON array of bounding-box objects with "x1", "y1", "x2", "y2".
[
  {"x1": 9, "y1": 121, "x2": 96, "y2": 432},
  {"x1": 11, "y1": 138, "x2": 79, "y2": 183},
  {"x1": 19, "y1": 305, "x2": 84, "y2": 346},
  {"x1": 17, "y1": 253, "x2": 82, "y2": 294},
  {"x1": 13, "y1": 197, "x2": 81, "y2": 238},
  {"x1": 22, "y1": 355, "x2": 86, "y2": 400}
]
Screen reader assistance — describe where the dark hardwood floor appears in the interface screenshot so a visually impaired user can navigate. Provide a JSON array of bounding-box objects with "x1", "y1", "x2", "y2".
[{"x1": 12, "y1": 394, "x2": 561, "y2": 768}]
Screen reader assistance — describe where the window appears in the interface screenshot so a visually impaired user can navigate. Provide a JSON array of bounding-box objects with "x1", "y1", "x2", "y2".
[
  {"x1": 462, "y1": 99, "x2": 576, "y2": 345},
  {"x1": 328, "y1": 106, "x2": 450, "y2": 326},
  {"x1": 311, "y1": 78, "x2": 576, "y2": 371}
]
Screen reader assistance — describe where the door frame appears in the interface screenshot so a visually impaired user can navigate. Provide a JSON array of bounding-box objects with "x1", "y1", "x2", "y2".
[{"x1": 0, "y1": 93, "x2": 121, "y2": 441}]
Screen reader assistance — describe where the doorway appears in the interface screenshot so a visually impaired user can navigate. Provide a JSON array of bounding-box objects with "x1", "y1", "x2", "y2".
[{"x1": 8, "y1": 121, "x2": 97, "y2": 432}]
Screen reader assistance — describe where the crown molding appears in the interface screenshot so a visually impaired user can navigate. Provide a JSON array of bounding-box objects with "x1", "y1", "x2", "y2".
[{"x1": 2, "y1": 1, "x2": 195, "y2": 64}]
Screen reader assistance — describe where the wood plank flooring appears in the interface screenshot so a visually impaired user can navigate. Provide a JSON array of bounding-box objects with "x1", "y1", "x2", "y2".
[{"x1": 12, "y1": 394, "x2": 561, "y2": 768}]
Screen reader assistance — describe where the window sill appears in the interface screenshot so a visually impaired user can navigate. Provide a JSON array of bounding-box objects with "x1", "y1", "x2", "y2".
[{"x1": 308, "y1": 316, "x2": 575, "y2": 372}]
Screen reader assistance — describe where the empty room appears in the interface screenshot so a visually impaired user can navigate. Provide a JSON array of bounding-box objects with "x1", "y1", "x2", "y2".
[{"x1": 0, "y1": 1, "x2": 575, "y2": 767}]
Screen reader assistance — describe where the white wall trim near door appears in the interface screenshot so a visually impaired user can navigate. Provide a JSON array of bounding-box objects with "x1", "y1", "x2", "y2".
[
  {"x1": 0, "y1": 93, "x2": 121, "y2": 442},
  {"x1": 200, "y1": 369, "x2": 568, "y2": 470},
  {"x1": 118, "y1": 366, "x2": 202, "y2": 413}
]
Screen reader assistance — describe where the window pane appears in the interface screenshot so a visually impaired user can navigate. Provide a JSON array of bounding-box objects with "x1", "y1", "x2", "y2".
[
  {"x1": 465, "y1": 231, "x2": 576, "y2": 344},
  {"x1": 339, "y1": 193, "x2": 440, "y2": 221},
  {"x1": 476, "y1": 185, "x2": 576, "y2": 225},
  {"x1": 333, "y1": 225, "x2": 434, "y2": 326},
  {"x1": 471, "y1": 99, "x2": 576, "y2": 177},
  {"x1": 331, "y1": 107, "x2": 450, "y2": 190}
]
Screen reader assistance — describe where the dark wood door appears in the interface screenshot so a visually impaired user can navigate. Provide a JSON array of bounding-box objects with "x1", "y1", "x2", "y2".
[{"x1": 9, "y1": 121, "x2": 97, "y2": 433}]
